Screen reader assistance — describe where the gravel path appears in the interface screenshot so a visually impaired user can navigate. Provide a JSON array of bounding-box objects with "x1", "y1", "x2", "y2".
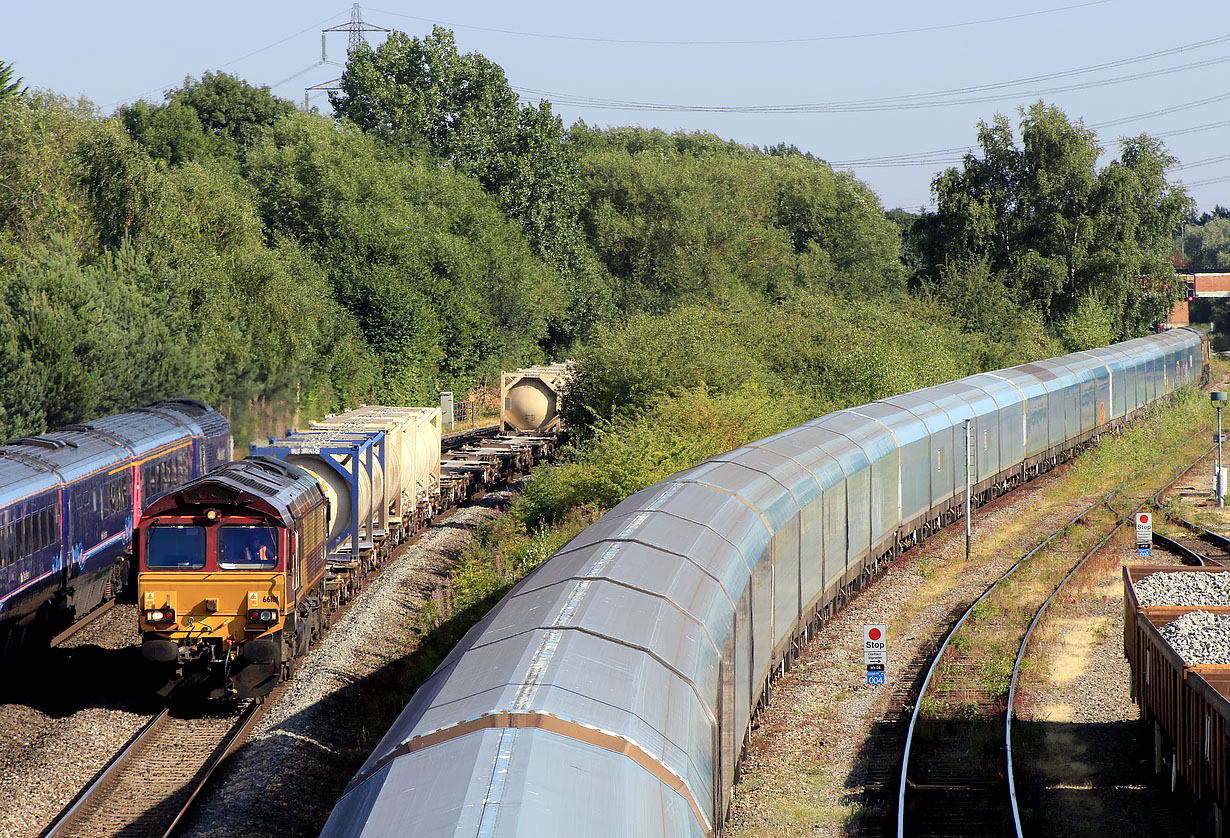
[{"x1": 176, "y1": 489, "x2": 513, "y2": 838}]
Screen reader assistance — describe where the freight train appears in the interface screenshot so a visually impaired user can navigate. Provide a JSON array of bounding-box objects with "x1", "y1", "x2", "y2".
[
  {"x1": 137, "y1": 366, "x2": 570, "y2": 699},
  {"x1": 0, "y1": 400, "x2": 232, "y2": 659},
  {"x1": 1124, "y1": 564, "x2": 1230, "y2": 824},
  {"x1": 318, "y1": 328, "x2": 1209, "y2": 838}
]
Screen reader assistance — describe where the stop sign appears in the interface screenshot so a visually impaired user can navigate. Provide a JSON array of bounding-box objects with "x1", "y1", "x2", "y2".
[{"x1": 1136, "y1": 512, "x2": 1152, "y2": 545}]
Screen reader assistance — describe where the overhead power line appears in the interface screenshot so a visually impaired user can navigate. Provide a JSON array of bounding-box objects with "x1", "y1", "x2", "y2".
[
  {"x1": 514, "y1": 35, "x2": 1230, "y2": 115},
  {"x1": 303, "y1": 5, "x2": 389, "y2": 110},
  {"x1": 365, "y1": 0, "x2": 1113, "y2": 46},
  {"x1": 106, "y1": 9, "x2": 348, "y2": 109},
  {"x1": 828, "y1": 100, "x2": 1230, "y2": 170}
]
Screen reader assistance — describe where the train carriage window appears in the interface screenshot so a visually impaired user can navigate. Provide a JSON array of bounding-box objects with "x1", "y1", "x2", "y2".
[
  {"x1": 175, "y1": 450, "x2": 191, "y2": 485},
  {"x1": 218, "y1": 525, "x2": 278, "y2": 570},
  {"x1": 112, "y1": 478, "x2": 130, "y2": 516},
  {"x1": 145, "y1": 525, "x2": 206, "y2": 569}
]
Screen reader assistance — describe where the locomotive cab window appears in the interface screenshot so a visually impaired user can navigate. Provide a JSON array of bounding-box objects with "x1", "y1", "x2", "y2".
[
  {"x1": 145, "y1": 525, "x2": 206, "y2": 569},
  {"x1": 218, "y1": 525, "x2": 278, "y2": 570}
]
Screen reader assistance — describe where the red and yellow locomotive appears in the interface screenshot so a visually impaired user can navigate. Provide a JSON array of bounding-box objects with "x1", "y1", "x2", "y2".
[{"x1": 137, "y1": 456, "x2": 328, "y2": 698}]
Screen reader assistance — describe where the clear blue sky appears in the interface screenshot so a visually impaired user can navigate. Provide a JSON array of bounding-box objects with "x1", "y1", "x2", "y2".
[{"x1": 4, "y1": 0, "x2": 1229, "y2": 215}]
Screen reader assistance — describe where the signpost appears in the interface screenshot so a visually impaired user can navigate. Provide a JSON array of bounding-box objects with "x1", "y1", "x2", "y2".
[
  {"x1": 1136, "y1": 511, "x2": 1152, "y2": 558},
  {"x1": 864, "y1": 624, "x2": 886, "y2": 685},
  {"x1": 1214, "y1": 392, "x2": 1226, "y2": 507}
]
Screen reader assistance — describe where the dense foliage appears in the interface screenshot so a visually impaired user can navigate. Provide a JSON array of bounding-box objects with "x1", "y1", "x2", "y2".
[
  {"x1": 914, "y1": 103, "x2": 1190, "y2": 349},
  {"x1": 1181, "y1": 214, "x2": 1230, "y2": 273},
  {"x1": 331, "y1": 28, "x2": 612, "y2": 344},
  {"x1": 0, "y1": 42, "x2": 1207, "y2": 458},
  {"x1": 570, "y1": 126, "x2": 904, "y2": 310}
]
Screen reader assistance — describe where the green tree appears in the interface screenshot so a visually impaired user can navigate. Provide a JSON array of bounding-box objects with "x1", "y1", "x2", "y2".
[
  {"x1": 120, "y1": 71, "x2": 295, "y2": 166},
  {"x1": 168, "y1": 72, "x2": 295, "y2": 155},
  {"x1": 119, "y1": 100, "x2": 218, "y2": 166},
  {"x1": 571, "y1": 125, "x2": 903, "y2": 310},
  {"x1": 244, "y1": 113, "x2": 565, "y2": 398},
  {"x1": 1181, "y1": 216, "x2": 1230, "y2": 272},
  {"x1": 0, "y1": 61, "x2": 24, "y2": 103},
  {"x1": 330, "y1": 27, "x2": 612, "y2": 342},
  {"x1": 922, "y1": 102, "x2": 1190, "y2": 338}
]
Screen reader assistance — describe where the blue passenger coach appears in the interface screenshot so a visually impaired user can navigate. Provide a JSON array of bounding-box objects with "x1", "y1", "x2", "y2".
[
  {"x1": 321, "y1": 328, "x2": 1207, "y2": 838},
  {"x1": 0, "y1": 400, "x2": 231, "y2": 656}
]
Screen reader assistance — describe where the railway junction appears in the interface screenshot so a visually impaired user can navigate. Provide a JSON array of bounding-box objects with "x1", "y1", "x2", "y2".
[{"x1": 2, "y1": 349, "x2": 1227, "y2": 838}]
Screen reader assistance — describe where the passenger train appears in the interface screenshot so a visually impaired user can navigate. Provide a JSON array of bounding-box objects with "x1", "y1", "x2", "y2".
[
  {"x1": 0, "y1": 400, "x2": 232, "y2": 658},
  {"x1": 318, "y1": 327, "x2": 1210, "y2": 838}
]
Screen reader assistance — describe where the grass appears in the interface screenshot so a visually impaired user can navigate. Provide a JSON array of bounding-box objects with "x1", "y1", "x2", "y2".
[{"x1": 918, "y1": 385, "x2": 1216, "y2": 711}]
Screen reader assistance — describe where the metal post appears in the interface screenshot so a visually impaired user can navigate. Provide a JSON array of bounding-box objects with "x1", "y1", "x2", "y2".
[
  {"x1": 1213, "y1": 393, "x2": 1227, "y2": 507},
  {"x1": 964, "y1": 419, "x2": 972, "y2": 562}
]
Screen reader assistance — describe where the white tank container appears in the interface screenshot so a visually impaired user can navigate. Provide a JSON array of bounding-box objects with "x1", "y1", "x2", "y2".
[
  {"x1": 352, "y1": 406, "x2": 441, "y2": 512},
  {"x1": 310, "y1": 417, "x2": 401, "y2": 519},
  {"x1": 318, "y1": 406, "x2": 441, "y2": 516},
  {"x1": 501, "y1": 363, "x2": 572, "y2": 433},
  {"x1": 285, "y1": 438, "x2": 385, "y2": 548}
]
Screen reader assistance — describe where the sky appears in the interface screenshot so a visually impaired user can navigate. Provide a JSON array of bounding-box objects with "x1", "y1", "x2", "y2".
[{"x1": 4, "y1": 0, "x2": 1230, "y2": 215}]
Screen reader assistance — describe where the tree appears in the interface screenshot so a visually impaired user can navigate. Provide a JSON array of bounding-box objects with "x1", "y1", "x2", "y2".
[
  {"x1": 922, "y1": 102, "x2": 1190, "y2": 338},
  {"x1": 168, "y1": 72, "x2": 295, "y2": 154},
  {"x1": 571, "y1": 124, "x2": 904, "y2": 310},
  {"x1": 0, "y1": 61, "x2": 24, "y2": 103},
  {"x1": 119, "y1": 100, "x2": 217, "y2": 166},
  {"x1": 119, "y1": 72, "x2": 295, "y2": 166},
  {"x1": 243, "y1": 113, "x2": 566, "y2": 398},
  {"x1": 331, "y1": 27, "x2": 612, "y2": 343},
  {"x1": 1182, "y1": 217, "x2": 1230, "y2": 272}
]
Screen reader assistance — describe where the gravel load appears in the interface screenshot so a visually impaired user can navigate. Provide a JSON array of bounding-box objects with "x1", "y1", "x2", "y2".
[
  {"x1": 1158, "y1": 611, "x2": 1230, "y2": 665},
  {"x1": 1134, "y1": 570, "x2": 1230, "y2": 607}
]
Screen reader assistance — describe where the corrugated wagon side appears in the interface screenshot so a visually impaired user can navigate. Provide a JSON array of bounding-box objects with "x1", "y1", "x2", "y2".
[{"x1": 321, "y1": 329, "x2": 1206, "y2": 838}]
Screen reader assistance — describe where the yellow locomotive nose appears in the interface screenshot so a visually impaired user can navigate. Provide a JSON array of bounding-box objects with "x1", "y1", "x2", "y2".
[{"x1": 139, "y1": 574, "x2": 282, "y2": 641}]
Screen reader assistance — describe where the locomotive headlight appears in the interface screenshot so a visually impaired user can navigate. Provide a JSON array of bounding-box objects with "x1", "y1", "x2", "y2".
[
  {"x1": 145, "y1": 608, "x2": 176, "y2": 625},
  {"x1": 248, "y1": 608, "x2": 278, "y2": 623}
]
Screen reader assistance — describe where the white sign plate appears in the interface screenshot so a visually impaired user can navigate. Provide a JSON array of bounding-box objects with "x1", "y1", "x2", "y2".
[
  {"x1": 1135, "y1": 512, "x2": 1153, "y2": 546},
  {"x1": 864, "y1": 624, "x2": 887, "y2": 666}
]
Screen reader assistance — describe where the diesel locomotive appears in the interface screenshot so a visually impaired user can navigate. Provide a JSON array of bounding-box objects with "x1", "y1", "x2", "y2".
[
  {"x1": 138, "y1": 456, "x2": 328, "y2": 698},
  {"x1": 0, "y1": 400, "x2": 231, "y2": 659}
]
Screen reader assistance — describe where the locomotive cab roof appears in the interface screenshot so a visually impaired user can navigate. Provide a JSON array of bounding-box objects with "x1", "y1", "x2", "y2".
[{"x1": 143, "y1": 457, "x2": 325, "y2": 528}]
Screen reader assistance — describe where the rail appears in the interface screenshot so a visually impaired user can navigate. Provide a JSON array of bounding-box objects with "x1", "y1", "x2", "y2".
[
  {"x1": 41, "y1": 701, "x2": 261, "y2": 838},
  {"x1": 895, "y1": 494, "x2": 1105, "y2": 837},
  {"x1": 49, "y1": 598, "x2": 116, "y2": 648},
  {"x1": 43, "y1": 708, "x2": 170, "y2": 837},
  {"x1": 898, "y1": 443, "x2": 1216, "y2": 837},
  {"x1": 1005, "y1": 497, "x2": 1137, "y2": 836}
]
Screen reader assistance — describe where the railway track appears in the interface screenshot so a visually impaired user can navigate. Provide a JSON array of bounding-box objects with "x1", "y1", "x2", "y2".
[
  {"x1": 49, "y1": 598, "x2": 118, "y2": 648},
  {"x1": 1153, "y1": 444, "x2": 1230, "y2": 565},
  {"x1": 41, "y1": 700, "x2": 262, "y2": 838},
  {"x1": 28, "y1": 424, "x2": 558, "y2": 837},
  {"x1": 895, "y1": 445, "x2": 1214, "y2": 837}
]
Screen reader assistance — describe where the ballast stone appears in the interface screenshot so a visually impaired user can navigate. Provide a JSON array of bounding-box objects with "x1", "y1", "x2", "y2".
[
  {"x1": 1159, "y1": 611, "x2": 1230, "y2": 665},
  {"x1": 1135, "y1": 571, "x2": 1230, "y2": 607}
]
